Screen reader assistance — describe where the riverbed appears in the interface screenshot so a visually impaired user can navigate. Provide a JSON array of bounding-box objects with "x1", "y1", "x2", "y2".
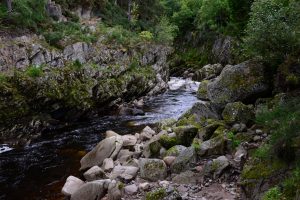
[{"x1": 0, "y1": 77, "x2": 199, "y2": 200}]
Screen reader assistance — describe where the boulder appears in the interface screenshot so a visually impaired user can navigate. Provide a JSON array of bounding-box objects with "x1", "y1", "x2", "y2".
[
  {"x1": 122, "y1": 134, "x2": 137, "y2": 147},
  {"x1": 80, "y1": 136, "x2": 123, "y2": 170},
  {"x1": 124, "y1": 184, "x2": 138, "y2": 195},
  {"x1": 139, "y1": 182, "x2": 151, "y2": 191},
  {"x1": 207, "y1": 60, "x2": 270, "y2": 107},
  {"x1": 142, "y1": 138, "x2": 162, "y2": 158},
  {"x1": 198, "y1": 136, "x2": 226, "y2": 156},
  {"x1": 204, "y1": 156, "x2": 230, "y2": 179},
  {"x1": 222, "y1": 102, "x2": 255, "y2": 124},
  {"x1": 173, "y1": 125, "x2": 198, "y2": 146},
  {"x1": 139, "y1": 158, "x2": 168, "y2": 182},
  {"x1": 117, "y1": 149, "x2": 136, "y2": 164},
  {"x1": 83, "y1": 166, "x2": 108, "y2": 181},
  {"x1": 193, "y1": 64, "x2": 224, "y2": 81},
  {"x1": 46, "y1": 0, "x2": 64, "y2": 21},
  {"x1": 197, "y1": 80, "x2": 209, "y2": 100},
  {"x1": 102, "y1": 158, "x2": 114, "y2": 172},
  {"x1": 164, "y1": 145, "x2": 187, "y2": 157},
  {"x1": 140, "y1": 126, "x2": 156, "y2": 140},
  {"x1": 71, "y1": 179, "x2": 111, "y2": 200},
  {"x1": 212, "y1": 36, "x2": 233, "y2": 65},
  {"x1": 171, "y1": 147, "x2": 197, "y2": 174},
  {"x1": 106, "y1": 130, "x2": 119, "y2": 138},
  {"x1": 110, "y1": 165, "x2": 139, "y2": 181},
  {"x1": 61, "y1": 176, "x2": 84, "y2": 196}
]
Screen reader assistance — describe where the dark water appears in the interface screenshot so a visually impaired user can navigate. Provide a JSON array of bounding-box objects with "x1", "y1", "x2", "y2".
[{"x1": 0, "y1": 78, "x2": 199, "y2": 200}]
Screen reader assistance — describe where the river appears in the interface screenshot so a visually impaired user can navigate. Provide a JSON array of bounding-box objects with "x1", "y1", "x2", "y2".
[{"x1": 0, "y1": 77, "x2": 199, "y2": 200}]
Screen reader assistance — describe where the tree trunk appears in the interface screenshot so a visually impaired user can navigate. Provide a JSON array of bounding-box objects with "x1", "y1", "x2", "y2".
[
  {"x1": 6, "y1": 0, "x2": 12, "y2": 13},
  {"x1": 127, "y1": 0, "x2": 132, "y2": 22}
]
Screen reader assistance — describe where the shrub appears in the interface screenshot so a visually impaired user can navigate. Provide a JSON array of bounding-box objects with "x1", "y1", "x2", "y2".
[
  {"x1": 26, "y1": 66, "x2": 43, "y2": 78},
  {"x1": 155, "y1": 17, "x2": 178, "y2": 44},
  {"x1": 262, "y1": 187, "x2": 282, "y2": 200},
  {"x1": 139, "y1": 31, "x2": 154, "y2": 41},
  {"x1": 242, "y1": 0, "x2": 300, "y2": 66}
]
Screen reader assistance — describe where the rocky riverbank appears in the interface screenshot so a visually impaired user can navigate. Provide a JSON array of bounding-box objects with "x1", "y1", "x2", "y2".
[{"x1": 60, "y1": 60, "x2": 290, "y2": 200}]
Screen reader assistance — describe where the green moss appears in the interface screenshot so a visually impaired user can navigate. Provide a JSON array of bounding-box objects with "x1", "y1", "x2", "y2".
[
  {"x1": 241, "y1": 158, "x2": 287, "y2": 180},
  {"x1": 26, "y1": 65, "x2": 43, "y2": 78},
  {"x1": 197, "y1": 80, "x2": 209, "y2": 100},
  {"x1": 159, "y1": 135, "x2": 178, "y2": 149},
  {"x1": 177, "y1": 114, "x2": 202, "y2": 129},
  {"x1": 165, "y1": 146, "x2": 180, "y2": 157},
  {"x1": 146, "y1": 188, "x2": 167, "y2": 200},
  {"x1": 149, "y1": 140, "x2": 162, "y2": 157},
  {"x1": 118, "y1": 182, "x2": 125, "y2": 190},
  {"x1": 262, "y1": 187, "x2": 283, "y2": 200},
  {"x1": 192, "y1": 138, "x2": 202, "y2": 152}
]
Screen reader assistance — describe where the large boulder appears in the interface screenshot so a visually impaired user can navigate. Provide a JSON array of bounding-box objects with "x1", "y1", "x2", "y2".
[
  {"x1": 222, "y1": 102, "x2": 255, "y2": 124},
  {"x1": 83, "y1": 166, "x2": 108, "y2": 181},
  {"x1": 198, "y1": 136, "x2": 226, "y2": 157},
  {"x1": 110, "y1": 165, "x2": 139, "y2": 181},
  {"x1": 204, "y1": 156, "x2": 230, "y2": 179},
  {"x1": 139, "y1": 158, "x2": 168, "y2": 181},
  {"x1": 80, "y1": 136, "x2": 123, "y2": 170},
  {"x1": 173, "y1": 125, "x2": 198, "y2": 146},
  {"x1": 207, "y1": 60, "x2": 270, "y2": 107},
  {"x1": 164, "y1": 145, "x2": 187, "y2": 157},
  {"x1": 171, "y1": 147, "x2": 197, "y2": 174},
  {"x1": 61, "y1": 176, "x2": 84, "y2": 197},
  {"x1": 193, "y1": 64, "x2": 224, "y2": 81},
  {"x1": 197, "y1": 80, "x2": 209, "y2": 100},
  {"x1": 71, "y1": 179, "x2": 111, "y2": 200}
]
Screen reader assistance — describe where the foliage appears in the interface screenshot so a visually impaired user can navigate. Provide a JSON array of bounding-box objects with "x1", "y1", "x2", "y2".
[
  {"x1": 242, "y1": 0, "x2": 300, "y2": 66},
  {"x1": 154, "y1": 17, "x2": 178, "y2": 44},
  {"x1": 262, "y1": 187, "x2": 283, "y2": 200},
  {"x1": 227, "y1": 131, "x2": 241, "y2": 149},
  {"x1": 283, "y1": 167, "x2": 300, "y2": 199},
  {"x1": 139, "y1": 31, "x2": 154, "y2": 41},
  {"x1": 146, "y1": 188, "x2": 167, "y2": 200},
  {"x1": 26, "y1": 66, "x2": 43, "y2": 78}
]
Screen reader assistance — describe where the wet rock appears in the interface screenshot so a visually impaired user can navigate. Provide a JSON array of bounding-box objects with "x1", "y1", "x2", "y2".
[
  {"x1": 172, "y1": 170, "x2": 202, "y2": 184},
  {"x1": 163, "y1": 156, "x2": 176, "y2": 166},
  {"x1": 80, "y1": 136, "x2": 122, "y2": 170},
  {"x1": 122, "y1": 134, "x2": 137, "y2": 147},
  {"x1": 164, "y1": 145, "x2": 187, "y2": 157},
  {"x1": 110, "y1": 165, "x2": 139, "y2": 181},
  {"x1": 102, "y1": 158, "x2": 114, "y2": 172},
  {"x1": 204, "y1": 156, "x2": 230, "y2": 179},
  {"x1": 124, "y1": 184, "x2": 138, "y2": 195},
  {"x1": 83, "y1": 166, "x2": 108, "y2": 181},
  {"x1": 222, "y1": 102, "x2": 255, "y2": 124},
  {"x1": 61, "y1": 176, "x2": 84, "y2": 196},
  {"x1": 197, "y1": 80, "x2": 209, "y2": 100},
  {"x1": 139, "y1": 158, "x2": 168, "y2": 181},
  {"x1": 71, "y1": 179, "x2": 111, "y2": 200},
  {"x1": 198, "y1": 136, "x2": 226, "y2": 157},
  {"x1": 207, "y1": 60, "x2": 270, "y2": 108},
  {"x1": 173, "y1": 125, "x2": 198, "y2": 146},
  {"x1": 171, "y1": 147, "x2": 197, "y2": 174}
]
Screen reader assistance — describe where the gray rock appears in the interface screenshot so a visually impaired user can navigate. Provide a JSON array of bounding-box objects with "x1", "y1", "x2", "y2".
[
  {"x1": 193, "y1": 64, "x2": 224, "y2": 82},
  {"x1": 163, "y1": 156, "x2": 176, "y2": 166},
  {"x1": 204, "y1": 156, "x2": 230, "y2": 179},
  {"x1": 171, "y1": 147, "x2": 197, "y2": 174},
  {"x1": 139, "y1": 158, "x2": 168, "y2": 181},
  {"x1": 122, "y1": 134, "x2": 137, "y2": 147},
  {"x1": 117, "y1": 149, "x2": 136, "y2": 164},
  {"x1": 234, "y1": 146, "x2": 247, "y2": 163},
  {"x1": 212, "y1": 36, "x2": 233, "y2": 64},
  {"x1": 165, "y1": 145, "x2": 187, "y2": 157},
  {"x1": 80, "y1": 136, "x2": 119, "y2": 170},
  {"x1": 83, "y1": 166, "x2": 108, "y2": 181},
  {"x1": 207, "y1": 60, "x2": 270, "y2": 107},
  {"x1": 61, "y1": 176, "x2": 84, "y2": 196},
  {"x1": 107, "y1": 180, "x2": 122, "y2": 200},
  {"x1": 124, "y1": 184, "x2": 138, "y2": 195},
  {"x1": 172, "y1": 170, "x2": 202, "y2": 184},
  {"x1": 232, "y1": 123, "x2": 247, "y2": 133},
  {"x1": 222, "y1": 102, "x2": 255, "y2": 124},
  {"x1": 197, "y1": 80, "x2": 210, "y2": 100},
  {"x1": 71, "y1": 179, "x2": 111, "y2": 200},
  {"x1": 106, "y1": 130, "x2": 120, "y2": 138},
  {"x1": 110, "y1": 165, "x2": 139, "y2": 181},
  {"x1": 140, "y1": 126, "x2": 156, "y2": 141},
  {"x1": 139, "y1": 182, "x2": 151, "y2": 191},
  {"x1": 46, "y1": 0, "x2": 64, "y2": 21},
  {"x1": 102, "y1": 158, "x2": 114, "y2": 172},
  {"x1": 198, "y1": 136, "x2": 226, "y2": 157}
]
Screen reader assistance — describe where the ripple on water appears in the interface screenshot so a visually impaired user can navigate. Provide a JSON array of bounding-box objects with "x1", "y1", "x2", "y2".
[{"x1": 0, "y1": 144, "x2": 13, "y2": 154}]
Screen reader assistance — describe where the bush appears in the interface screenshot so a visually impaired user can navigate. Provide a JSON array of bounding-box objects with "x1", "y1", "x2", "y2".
[
  {"x1": 26, "y1": 66, "x2": 43, "y2": 78},
  {"x1": 155, "y1": 17, "x2": 178, "y2": 44},
  {"x1": 139, "y1": 31, "x2": 154, "y2": 41},
  {"x1": 262, "y1": 187, "x2": 282, "y2": 200},
  {"x1": 242, "y1": 0, "x2": 300, "y2": 66}
]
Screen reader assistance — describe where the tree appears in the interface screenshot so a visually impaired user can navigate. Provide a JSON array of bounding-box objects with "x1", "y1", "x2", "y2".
[{"x1": 6, "y1": 0, "x2": 12, "y2": 13}]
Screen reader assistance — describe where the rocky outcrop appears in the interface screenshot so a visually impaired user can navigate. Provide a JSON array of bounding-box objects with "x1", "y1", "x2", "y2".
[
  {"x1": 222, "y1": 102, "x2": 255, "y2": 124},
  {"x1": 193, "y1": 63, "x2": 224, "y2": 82},
  {"x1": 212, "y1": 36, "x2": 233, "y2": 65},
  {"x1": 207, "y1": 60, "x2": 270, "y2": 107}
]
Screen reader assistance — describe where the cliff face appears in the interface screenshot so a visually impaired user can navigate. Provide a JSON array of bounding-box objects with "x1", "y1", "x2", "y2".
[{"x1": 0, "y1": 34, "x2": 172, "y2": 141}]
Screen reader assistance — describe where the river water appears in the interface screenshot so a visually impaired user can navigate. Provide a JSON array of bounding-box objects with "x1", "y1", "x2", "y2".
[{"x1": 0, "y1": 77, "x2": 199, "y2": 200}]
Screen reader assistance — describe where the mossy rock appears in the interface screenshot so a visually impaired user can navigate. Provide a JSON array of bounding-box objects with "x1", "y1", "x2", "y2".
[
  {"x1": 211, "y1": 126, "x2": 227, "y2": 138},
  {"x1": 222, "y1": 102, "x2": 255, "y2": 124},
  {"x1": 159, "y1": 135, "x2": 179, "y2": 149},
  {"x1": 158, "y1": 118, "x2": 177, "y2": 130},
  {"x1": 173, "y1": 125, "x2": 198, "y2": 147},
  {"x1": 139, "y1": 158, "x2": 167, "y2": 181},
  {"x1": 164, "y1": 145, "x2": 187, "y2": 157},
  {"x1": 199, "y1": 120, "x2": 226, "y2": 140},
  {"x1": 145, "y1": 188, "x2": 166, "y2": 200},
  {"x1": 197, "y1": 80, "x2": 209, "y2": 100}
]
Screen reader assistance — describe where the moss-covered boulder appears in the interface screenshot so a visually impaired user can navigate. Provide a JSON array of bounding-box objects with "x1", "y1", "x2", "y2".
[
  {"x1": 139, "y1": 158, "x2": 168, "y2": 182},
  {"x1": 197, "y1": 80, "x2": 209, "y2": 100},
  {"x1": 198, "y1": 135, "x2": 226, "y2": 157},
  {"x1": 173, "y1": 125, "x2": 198, "y2": 147},
  {"x1": 198, "y1": 119, "x2": 226, "y2": 140},
  {"x1": 193, "y1": 64, "x2": 224, "y2": 82},
  {"x1": 159, "y1": 134, "x2": 179, "y2": 149},
  {"x1": 207, "y1": 60, "x2": 270, "y2": 108},
  {"x1": 222, "y1": 102, "x2": 255, "y2": 124},
  {"x1": 164, "y1": 145, "x2": 187, "y2": 157},
  {"x1": 171, "y1": 147, "x2": 197, "y2": 174}
]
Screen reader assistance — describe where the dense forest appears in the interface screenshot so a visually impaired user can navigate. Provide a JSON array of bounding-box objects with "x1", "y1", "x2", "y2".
[{"x1": 0, "y1": 0, "x2": 299, "y2": 200}]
